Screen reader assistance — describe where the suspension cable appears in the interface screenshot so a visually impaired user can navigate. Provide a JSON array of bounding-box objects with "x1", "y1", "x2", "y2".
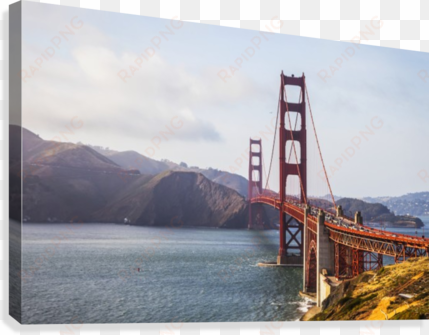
[
  {"x1": 264, "y1": 83, "x2": 282, "y2": 191},
  {"x1": 254, "y1": 180, "x2": 260, "y2": 195},
  {"x1": 263, "y1": 85, "x2": 304, "y2": 192},
  {"x1": 262, "y1": 154, "x2": 269, "y2": 191},
  {"x1": 304, "y1": 80, "x2": 336, "y2": 209}
]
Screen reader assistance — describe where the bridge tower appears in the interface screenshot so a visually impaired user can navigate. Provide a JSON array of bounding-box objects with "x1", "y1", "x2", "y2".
[
  {"x1": 278, "y1": 72, "x2": 307, "y2": 265},
  {"x1": 248, "y1": 138, "x2": 263, "y2": 229}
]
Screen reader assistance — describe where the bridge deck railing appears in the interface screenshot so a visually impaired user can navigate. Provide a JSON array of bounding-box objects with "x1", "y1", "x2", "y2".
[{"x1": 250, "y1": 195, "x2": 429, "y2": 250}]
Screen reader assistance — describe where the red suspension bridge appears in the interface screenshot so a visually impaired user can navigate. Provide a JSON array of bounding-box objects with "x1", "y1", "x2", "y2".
[{"x1": 247, "y1": 72, "x2": 429, "y2": 306}]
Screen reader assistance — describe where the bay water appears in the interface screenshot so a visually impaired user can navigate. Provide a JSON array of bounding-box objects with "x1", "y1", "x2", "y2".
[
  {"x1": 21, "y1": 216, "x2": 429, "y2": 323},
  {"x1": 22, "y1": 223, "x2": 306, "y2": 324}
]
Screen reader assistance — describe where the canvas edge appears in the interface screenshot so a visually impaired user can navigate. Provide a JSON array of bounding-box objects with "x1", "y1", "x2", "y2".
[{"x1": 8, "y1": 0, "x2": 22, "y2": 325}]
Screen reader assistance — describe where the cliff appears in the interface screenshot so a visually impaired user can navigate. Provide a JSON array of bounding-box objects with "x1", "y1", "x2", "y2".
[{"x1": 309, "y1": 258, "x2": 429, "y2": 321}]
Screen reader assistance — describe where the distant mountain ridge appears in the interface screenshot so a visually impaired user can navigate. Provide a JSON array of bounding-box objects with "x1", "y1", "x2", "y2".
[
  {"x1": 316, "y1": 192, "x2": 429, "y2": 218},
  {"x1": 10, "y1": 126, "x2": 270, "y2": 227},
  {"x1": 12, "y1": 125, "x2": 128, "y2": 174},
  {"x1": 90, "y1": 146, "x2": 170, "y2": 175},
  {"x1": 363, "y1": 192, "x2": 429, "y2": 216},
  {"x1": 337, "y1": 198, "x2": 424, "y2": 228},
  {"x1": 90, "y1": 145, "x2": 249, "y2": 197}
]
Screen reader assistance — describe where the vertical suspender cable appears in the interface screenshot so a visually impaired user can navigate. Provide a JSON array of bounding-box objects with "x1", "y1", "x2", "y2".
[
  {"x1": 304, "y1": 80, "x2": 336, "y2": 209},
  {"x1": 264, "y1": 84, "x2": 282, "y2": 192}
]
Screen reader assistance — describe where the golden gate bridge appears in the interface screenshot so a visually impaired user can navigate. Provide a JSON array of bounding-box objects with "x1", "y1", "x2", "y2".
[{"x1": 247, "y1": 72, "x2": 429, "y2": 306}]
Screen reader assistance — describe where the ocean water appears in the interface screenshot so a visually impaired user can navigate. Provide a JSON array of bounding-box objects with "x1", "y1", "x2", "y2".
[
  {"x1": 382, "y1": 215, "x2": 429, "y2": 265},
  {"x1": 21, "y1": 223, "x2": 307, "y2": 324},
  {"x1": 21, "y1": 217, "x2": 429, "y2": 324}
]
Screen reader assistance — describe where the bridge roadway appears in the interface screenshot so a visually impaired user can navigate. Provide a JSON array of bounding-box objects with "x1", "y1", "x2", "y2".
[{"x1": 251, "y1": 195, "x2": 429, "y2": 259}]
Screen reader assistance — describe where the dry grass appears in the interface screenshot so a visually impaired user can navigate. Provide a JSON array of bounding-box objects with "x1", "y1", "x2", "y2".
[{"x1": 309, "y1": 257, "x2": 429, "y2": 321}]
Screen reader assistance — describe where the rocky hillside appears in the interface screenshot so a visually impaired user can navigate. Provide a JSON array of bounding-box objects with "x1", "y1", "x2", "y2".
[
  {"x1": 337, "y1": 198, "x2": 424, "y2": 228},
  {"x1": 95, "y1": 170, "x2": 249, "y2": 228},
  {"x1": 18, "y1": 164, "x2": 140, "y2": 223},
  {"x1": 309, "y1": 258, "x2": 429, "y2": 320}
]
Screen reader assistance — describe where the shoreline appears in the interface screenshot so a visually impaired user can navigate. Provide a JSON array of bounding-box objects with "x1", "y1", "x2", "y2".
[
  {"x1": 20, "y1": 221, "x2": 281, "y2": 232},
  {"x1": 300, "y1": 306, "x2": 322, "y2": 321}
]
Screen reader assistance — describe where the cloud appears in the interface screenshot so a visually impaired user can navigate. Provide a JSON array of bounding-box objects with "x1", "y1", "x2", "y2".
[{"x1": 23, "y1": 41, "x2": 255, "y2": 144}]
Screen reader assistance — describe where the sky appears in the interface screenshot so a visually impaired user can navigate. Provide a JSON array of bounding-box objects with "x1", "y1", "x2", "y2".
[{"x1": 20, "y1": 2, "x2": 429, "y2": 198}]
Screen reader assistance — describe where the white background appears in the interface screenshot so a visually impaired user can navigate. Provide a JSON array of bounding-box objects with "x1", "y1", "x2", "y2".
[{"x1": 1, "y1": 0, "x2": 429, "y2": 334}]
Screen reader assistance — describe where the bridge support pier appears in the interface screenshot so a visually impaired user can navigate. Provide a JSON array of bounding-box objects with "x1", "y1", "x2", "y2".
[
  {"x1": 316, "y1": 210, "x2": 335, "y2": 307},
  {"x1": 365, "y1": 252, "x2": 383, "y2": 270},
  {"x1": 352, "y1": 248, "x2": 365, "y2": 277},
  {"x1": 302, "y1": 206, "x2": 309, "y2": 292},
  {"x1": 277, "y1": 213, "x2": 303, "y2": 265}
]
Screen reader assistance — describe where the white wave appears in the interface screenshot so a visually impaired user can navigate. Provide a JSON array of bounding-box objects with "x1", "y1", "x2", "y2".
[{"x1": 290, "y1": 297, "x2": 314, "y2": 314}]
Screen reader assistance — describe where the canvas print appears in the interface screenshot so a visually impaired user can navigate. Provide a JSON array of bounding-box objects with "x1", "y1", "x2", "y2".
[{"x1": 9, "y1": 1, "x2": 429, "y2": 324}]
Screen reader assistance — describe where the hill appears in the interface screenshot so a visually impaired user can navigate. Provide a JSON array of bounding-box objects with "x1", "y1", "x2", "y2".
[
  {"x1": 90, "y1": 145, "x2": 249, "y2": 197},
  {"x1": 95, "y1": 170, "x2": 249, "y2": 228},
  {"x1": 18, "y1": 164, "x2": 140, "y2": 223},
  {"x1": 364, "y1": 192, "x2": 429, "y2": 216},
  {"x1": 309, "y1": 258, "x2": 429, "y2": 320},
  {"x1": 10, "y1": 127, "x2": 261, "y2": 227},
  {"x1": 337, "y1": 198, "x2": 390, "y2": 219},
  {"x1": 337, "y1": 198, "x2": 424, "y2": 228},
  {"x1": 9, "y1": 125, "x2": 140, "y2": 222},
  {"x1": 192, "y1": 168, "x2": 248, "y2": 197},
  {"x1": 15, "y1": 164, "x2": 262, "y2": 227},
  {"x1": 10, "y1": 125, "x2": 127, "y2": 174},
  {"x1": 308, "y1": 198, "x2": 335, "y2": 212},
  {"x1": 91, "y1": 147, "x2": 171, "y2": 175}
]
